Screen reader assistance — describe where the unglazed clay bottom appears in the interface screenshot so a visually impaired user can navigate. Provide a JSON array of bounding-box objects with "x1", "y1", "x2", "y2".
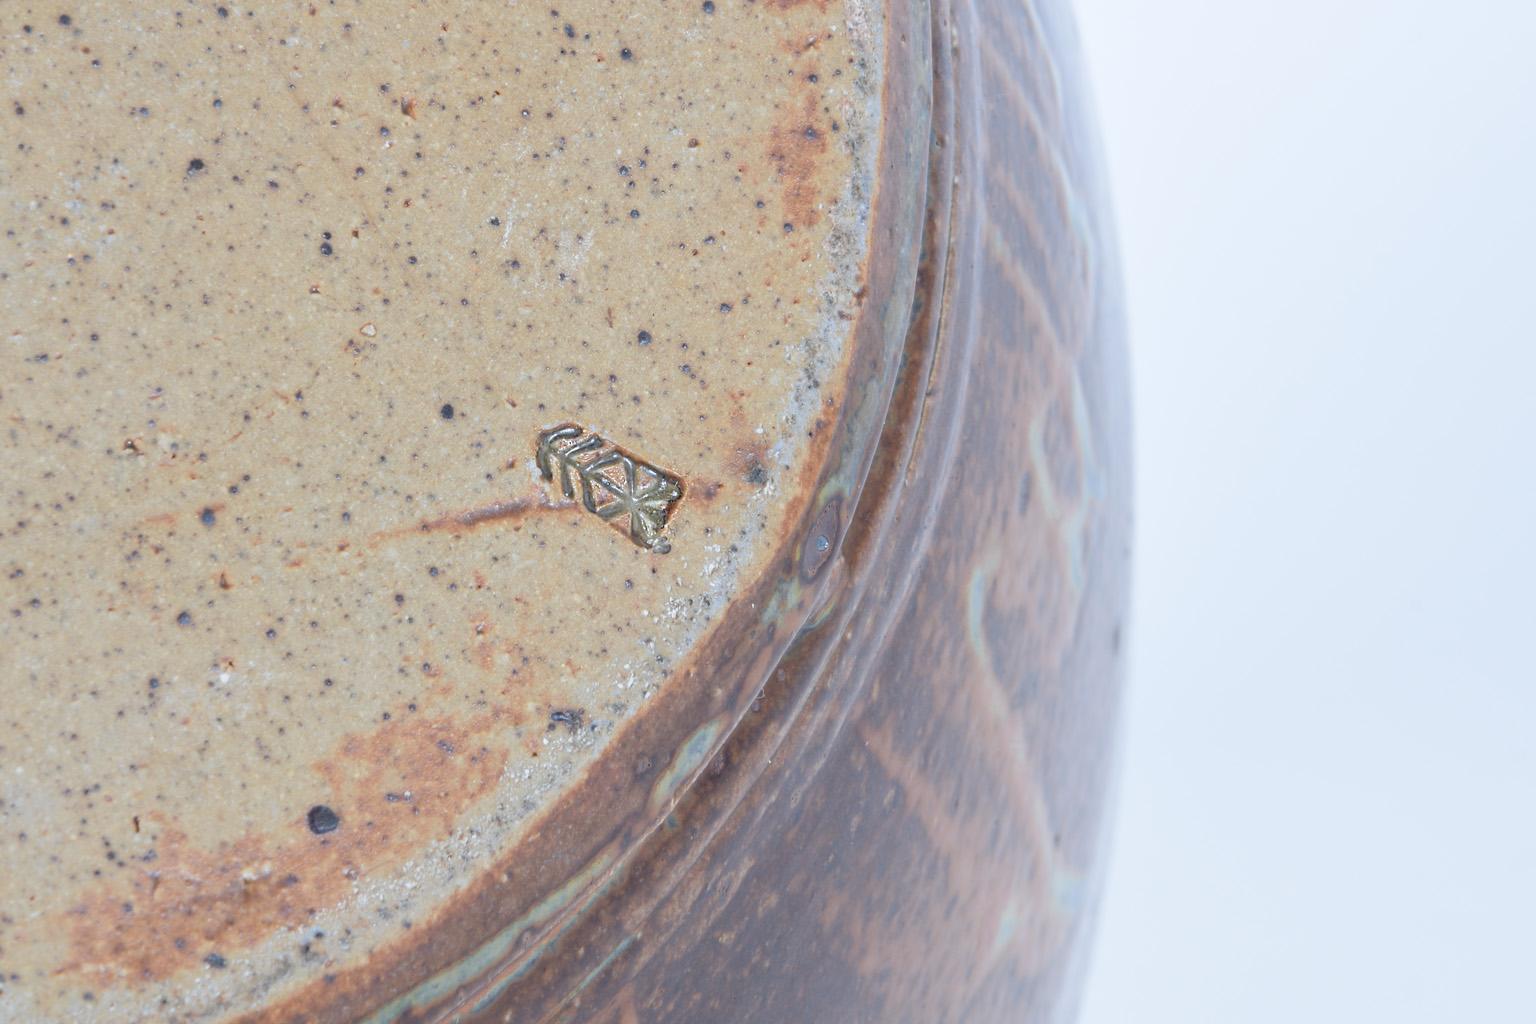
[{"x1": 0, "y1": 2, "x2": 1130, "y2": 1023}]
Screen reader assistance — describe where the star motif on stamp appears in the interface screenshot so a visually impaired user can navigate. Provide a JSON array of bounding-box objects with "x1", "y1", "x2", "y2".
[{"x1": 535, "y1": 424, "x2": 684, "y2": 552}]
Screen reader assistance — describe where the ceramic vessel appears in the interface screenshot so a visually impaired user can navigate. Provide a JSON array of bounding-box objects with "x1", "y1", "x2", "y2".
[{"x1": 0, "y1": 1, "x2": 1128, "y2": 1021}]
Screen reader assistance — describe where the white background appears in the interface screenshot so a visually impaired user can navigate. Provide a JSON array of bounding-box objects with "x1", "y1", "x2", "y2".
[{"x1": 1072, "y1": 2, "x2": 1536, "y2": 1021}]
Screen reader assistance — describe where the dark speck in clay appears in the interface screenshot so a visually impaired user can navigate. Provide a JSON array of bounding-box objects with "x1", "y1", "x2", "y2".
[
  {"x1": 307, "y1": 805, "x2": 341, "y2": 835},
  {"x1": 549, "y1": 709, "x2": 585, "y2": 733}
]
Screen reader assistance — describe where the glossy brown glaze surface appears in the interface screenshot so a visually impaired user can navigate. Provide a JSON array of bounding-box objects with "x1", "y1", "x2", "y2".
[{"x1": 0, "y1": 0, "x2": 1127, "y2": 1020}]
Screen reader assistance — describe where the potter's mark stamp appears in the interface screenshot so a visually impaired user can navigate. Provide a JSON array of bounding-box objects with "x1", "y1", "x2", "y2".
[{"x1": 536, "y1": 424, "x2": 683, "y2": 552}]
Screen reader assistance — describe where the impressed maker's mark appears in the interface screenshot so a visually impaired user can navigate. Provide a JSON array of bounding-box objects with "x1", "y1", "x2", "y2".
[{"x1": 535, "y1": 424, "x2": 683, "y2": 553}]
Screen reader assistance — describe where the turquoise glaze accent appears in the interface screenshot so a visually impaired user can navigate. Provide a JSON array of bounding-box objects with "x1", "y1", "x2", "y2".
[
  {"x1": 360, "y1": 846, "x2": 619, "y2": 1024},
  {"x1": 648, "y1": 717, "x2": 727, "y2": 817}
]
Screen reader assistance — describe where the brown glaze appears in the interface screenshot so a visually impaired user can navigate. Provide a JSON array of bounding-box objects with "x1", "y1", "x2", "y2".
[{"x1": 425, "y1": 1, "x2": 1130, "y2": 1020}]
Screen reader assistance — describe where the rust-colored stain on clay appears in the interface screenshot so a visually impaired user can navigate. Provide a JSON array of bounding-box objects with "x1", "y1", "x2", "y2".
[
  {"x1": 411, "y1": 496, "x2": 571, "y2": 536},
  {"x1": 768, "y1": 92, "x2": 833, "y2": 229},
  {"x1": 370, "y1": 495, "x2": 574, "y2": 544},
  {"x1": 63, "y1": 708, "x2": 509, "y2": 984}
]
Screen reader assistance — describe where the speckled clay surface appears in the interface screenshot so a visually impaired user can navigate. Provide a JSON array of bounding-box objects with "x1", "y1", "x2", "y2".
[{"x1": 1, "y1": 2, "x2": 883, "y2": 1020}]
